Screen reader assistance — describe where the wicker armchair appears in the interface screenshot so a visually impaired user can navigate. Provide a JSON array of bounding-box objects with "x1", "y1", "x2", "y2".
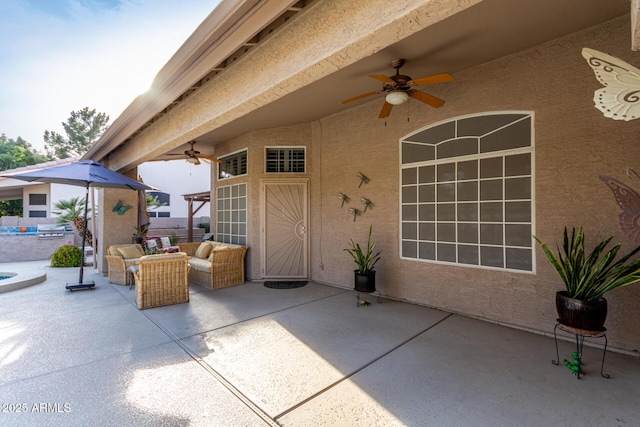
[
  {"x1": 178, "y1": 241, "x2": 248, "y2": 290},
  {"x1": 133, "y1": 252, "x2": 190, "y2": 309},
  {"x1": 105, "y1": 244, "x2": 145, "y2": 285}
]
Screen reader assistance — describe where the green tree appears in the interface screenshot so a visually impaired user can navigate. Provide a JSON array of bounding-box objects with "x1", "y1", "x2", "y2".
[
  {"x1": 0, "y1": 134, "x2": 50, "y2": 171},
  {"x1": 0, "y1": 200, "x2": 22, "y2": 216},
  {"x1": 44, "y1": 107, "x2": 109, "y2": 158},
  {"x1": 52, "y1": 197, "x2": 90, "y2": 225},
  {"x1": 0, "y1": 134, "x2": 50, "y2": 217},
  {"x1": 146, "y1": 193, "x2": 166, "y2": 210}
]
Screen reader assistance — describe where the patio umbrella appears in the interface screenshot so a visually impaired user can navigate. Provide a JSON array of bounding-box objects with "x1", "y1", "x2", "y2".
[{"x1": 1, "y1": 160, "x2": 152, "y2": 291}]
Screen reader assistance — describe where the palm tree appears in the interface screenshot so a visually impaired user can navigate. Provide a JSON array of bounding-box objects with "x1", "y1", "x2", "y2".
[
  {"x1": 53, "y1": 197, "x2": 94, "y2": 248},
  {"x1": 52, "y1": 197, "x2": 89, "y2": 225}
]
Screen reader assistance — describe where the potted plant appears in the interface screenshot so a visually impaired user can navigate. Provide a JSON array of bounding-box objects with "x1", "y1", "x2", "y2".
[
  {"x1": 344, "y1": 225, "x2": 381, "y2": 293},
  {"x1": 534, "y1": 227, "x2": 640, "y2": 330},
  {"x1": 133, "y1": 224, "x2": 149, "y2": 244}
]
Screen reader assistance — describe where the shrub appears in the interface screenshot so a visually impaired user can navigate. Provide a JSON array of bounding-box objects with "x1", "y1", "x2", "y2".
[
  {"x1": 198, "y1": 223, "x2": 210, "y2": 233},
  {"x1": 50, "y1": 244, "x2": 83, "y2": 267}
]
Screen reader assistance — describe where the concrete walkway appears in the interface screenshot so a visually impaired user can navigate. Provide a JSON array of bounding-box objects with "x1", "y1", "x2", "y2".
[{"x1": 0, "y1": 262, "x2": 639, "y2": 426}]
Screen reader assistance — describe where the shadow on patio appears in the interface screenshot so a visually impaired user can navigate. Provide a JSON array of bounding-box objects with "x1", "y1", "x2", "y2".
[{"x1": 1, "y1": 261, "x2": 639, "y2": 426}]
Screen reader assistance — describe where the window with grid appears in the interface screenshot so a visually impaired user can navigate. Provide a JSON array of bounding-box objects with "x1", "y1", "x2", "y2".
[
  {"x1": 218, "y1": 150, "x2": 247, "y2": 179},
  {"x1": 216, "y1": 183, "x2": 247, "y2": 245},
  {"x1": 265, "y1": 147, "x2": 306, "y2": 173},
  {"x1": 400, "y1": 112, "x2": 534, "y2": 272}
]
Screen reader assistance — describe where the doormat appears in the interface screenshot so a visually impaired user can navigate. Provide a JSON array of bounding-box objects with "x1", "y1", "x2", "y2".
[{"x1": 264, "y1": 281, "x2": 308, "y2": 289}]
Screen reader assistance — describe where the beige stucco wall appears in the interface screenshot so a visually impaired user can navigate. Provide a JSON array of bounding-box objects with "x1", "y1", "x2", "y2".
[{"x1": 211, "y1": 16, "x2": 640, "y2": 353}]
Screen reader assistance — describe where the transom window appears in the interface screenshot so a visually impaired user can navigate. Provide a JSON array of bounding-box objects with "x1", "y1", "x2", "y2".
[
  {"x1": 265, "y1": 147, "x2": 306, "y2": 173},
  {"x1": 219, "y1": 150, "x2": 247, "y2": 179},
  {"x1": 400, "y1": 112, "x2": 534, "y2": 272}
]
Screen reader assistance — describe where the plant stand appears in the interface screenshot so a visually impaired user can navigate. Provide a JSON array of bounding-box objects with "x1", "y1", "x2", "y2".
[
  {"x1": 552, "y1": 322, "x2": 609, "y2": 379},
  {"x1": 355, "y1": 290, "x2": 382, "y2": 307}
]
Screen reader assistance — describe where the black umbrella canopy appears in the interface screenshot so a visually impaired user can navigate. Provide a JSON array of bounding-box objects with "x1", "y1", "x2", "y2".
[
  {"x1": 1, "y1": 160, "x2": 153, "y2": 291},
  {"x1": 3, "y1": 160, "x2": 152, "y2": 190}
]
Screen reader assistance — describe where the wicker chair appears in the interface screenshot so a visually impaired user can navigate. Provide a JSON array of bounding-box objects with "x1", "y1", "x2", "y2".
[
  {"x1": 178, "y1": 241, "x2": 248, "y2": 290},
  {"x1": 133, "y1": 252, "x2": 190, "y2": 309},
  {"x1": 105, "y1": 244, "x2": 145, "y2": 285}
]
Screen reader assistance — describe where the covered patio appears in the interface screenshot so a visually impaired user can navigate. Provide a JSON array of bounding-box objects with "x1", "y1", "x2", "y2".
[
  {"x1": 77, "y1": 0, "x2": 640, "y2": 358},
  {"x1": 1, "y1": 263, "x2": 639, "y2": 426}
]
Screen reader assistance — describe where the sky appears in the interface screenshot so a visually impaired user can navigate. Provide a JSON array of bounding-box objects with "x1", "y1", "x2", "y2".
[{"x1": 0, "y1": 0, "x2": 219, "y2": 153}]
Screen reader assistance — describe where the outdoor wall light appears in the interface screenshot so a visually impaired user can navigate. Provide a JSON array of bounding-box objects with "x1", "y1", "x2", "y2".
[{"x1": 385, "y1": 91, "x2": 409, "y2": 105}]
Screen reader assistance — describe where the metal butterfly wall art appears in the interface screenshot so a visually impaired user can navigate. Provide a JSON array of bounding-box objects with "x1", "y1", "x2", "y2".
[
  {"x1": 582, "y1": 48, "x2": 640, "y2": 121},
  {"x1": 112, "y1": 199, "x2": 132, "y2": 216},
  {"x1": 599, "y1": 172, "x2": 640, "y2": 243}
]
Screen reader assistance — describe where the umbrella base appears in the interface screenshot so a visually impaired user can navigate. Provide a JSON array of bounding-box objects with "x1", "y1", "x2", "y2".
[{"x1": 66, "y1": 282, "x2": 95, "y2": 291}]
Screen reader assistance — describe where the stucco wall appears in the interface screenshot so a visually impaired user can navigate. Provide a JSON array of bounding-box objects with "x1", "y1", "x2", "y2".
[{"x1": 213, "y1": 16, "x2": 640, "y2": 353}]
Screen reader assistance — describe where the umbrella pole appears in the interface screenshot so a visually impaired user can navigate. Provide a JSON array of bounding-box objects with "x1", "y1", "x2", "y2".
[{"x1": 66, "y1": 184, "x2": 95, "y2": 291}]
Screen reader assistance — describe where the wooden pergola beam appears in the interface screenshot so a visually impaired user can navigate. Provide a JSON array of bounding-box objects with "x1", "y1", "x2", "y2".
[{"x1": 183, "y1": 191, "x2": 210, "y2": 242}]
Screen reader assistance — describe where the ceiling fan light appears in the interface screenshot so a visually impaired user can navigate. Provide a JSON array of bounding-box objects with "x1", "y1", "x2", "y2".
[
  {"x1": 385, "y1": 91, "x2": 409, "y2": 105},
  {"x1": 186, "y1": 157, "x2": 199, "y2": 164}
]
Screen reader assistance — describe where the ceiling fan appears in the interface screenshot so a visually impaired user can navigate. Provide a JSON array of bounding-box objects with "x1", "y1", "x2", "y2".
[
  {"x1": 166, "y1": 140, "x2": 221, "y2": 165},
  {"x1": 341, "y1": 59, "x2": 454, "y2": 118}
]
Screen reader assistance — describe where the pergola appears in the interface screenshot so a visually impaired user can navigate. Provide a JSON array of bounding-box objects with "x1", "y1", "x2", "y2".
[{"x1": 182, "y1": 191, "x2": 210, "y2": 242}]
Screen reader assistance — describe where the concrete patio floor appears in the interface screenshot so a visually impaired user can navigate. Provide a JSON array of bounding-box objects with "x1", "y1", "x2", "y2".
[{"x1": 1, "y1": 261, "x2": 639, "y2": 426}]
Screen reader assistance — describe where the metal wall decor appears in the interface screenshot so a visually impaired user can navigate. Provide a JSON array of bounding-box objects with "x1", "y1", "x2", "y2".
[
  {"x1": 360, "y1": 198, "x2": 372, "y2": 212},
  {"x1": 582, "y1": 48, "x2": 640, "y2": 121},
  {"x1": 339, "y1": 173, "x2": 372, "y2": 221},
  {"x1": 348, "y1": 207, "x2": 361, "y2": 222},
  {"x1": 112, "y1": 200, "x2": 132, "y2": 216},
  {"x1": 357, "y1": 172, "x2": 369, "y2": 187},
  {"x1": 338, "y1": 192, "x2": 350, "y2": 207},
  {"x1": 599, "y1": 169, "x2": 640, "y2": 243}
]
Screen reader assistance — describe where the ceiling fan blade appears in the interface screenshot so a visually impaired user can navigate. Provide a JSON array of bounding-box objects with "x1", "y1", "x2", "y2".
[
  {"x1": 200, "y1": 155, "x2": 222, "y2": 163},
  {"x1": 409, "y1": 73, "x2": 454, "y2": 87},
  {"x1": 379, "y1": 101, "x2": 393, "y2": 118},
  {"x1": 341, "y1": 91, "x2": 378, "y2": 104},
  {"x1": 369, "y1": 74, "x2": 394, "y2": 83},
  {"x1": 409, "y1": 90, "x2": 445, "y2": 108}
]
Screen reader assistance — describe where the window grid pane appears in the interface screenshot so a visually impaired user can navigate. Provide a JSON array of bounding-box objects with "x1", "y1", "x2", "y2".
[
  {"x1": 400, "y1": 113, "x2": 533, "y2": 272},
  {"x1": 216, "y1": 183, "x2": 247, "y2": 245},
  {"x1": 265, "y1": 148, "x2": 305, "y2": 173}
]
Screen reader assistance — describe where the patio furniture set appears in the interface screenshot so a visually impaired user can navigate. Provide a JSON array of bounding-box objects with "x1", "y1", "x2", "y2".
[{"x1": 105, "y1": 240, "x2": 248, "y2": 309}]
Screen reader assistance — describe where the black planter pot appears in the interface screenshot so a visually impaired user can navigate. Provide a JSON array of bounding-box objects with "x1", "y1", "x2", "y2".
[
  {"x1": 555, "y1": 291, "x2": 607, "y2": 331},
  {"x1": 354, "y1": 270, "x2": 376, "y2": 293}
]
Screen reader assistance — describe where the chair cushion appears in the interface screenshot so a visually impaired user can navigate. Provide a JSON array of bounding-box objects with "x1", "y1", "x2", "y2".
[
  {"x1": 188, "y1": 257, "x2": 211, "y2": 272},
  {"x1": 118, "y1": 246, "x2": 144, "y2": 259},
  {"x1": 194, "y1": 242, "x2": 213, "y2": 259}
]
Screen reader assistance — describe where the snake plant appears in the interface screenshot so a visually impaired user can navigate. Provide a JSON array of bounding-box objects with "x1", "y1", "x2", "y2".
[
  {"x1": 344, "y1": 225, "x2": 381, "y2": 274},
  {"x1": 534, "y1": 227, "x2": 640, "y2": 301}
]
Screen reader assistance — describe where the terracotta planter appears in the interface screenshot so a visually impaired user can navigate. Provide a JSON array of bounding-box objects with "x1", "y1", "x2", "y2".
[
  {"x1": 555, "y1": 291, "x2": 607, "y2": 331},
  {"x1": 354, "y1": 270, "x2": 376, "y2": 293}
]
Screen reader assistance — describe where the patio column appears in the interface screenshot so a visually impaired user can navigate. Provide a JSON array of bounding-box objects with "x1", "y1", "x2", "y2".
[{"x1": 95, "y1": 170, "x2": 140, "y2": 275}]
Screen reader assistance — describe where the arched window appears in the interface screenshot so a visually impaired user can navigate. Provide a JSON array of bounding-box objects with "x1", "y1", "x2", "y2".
[{"x1": 400, "y1": 112, "x2": 534, "y2": 272}]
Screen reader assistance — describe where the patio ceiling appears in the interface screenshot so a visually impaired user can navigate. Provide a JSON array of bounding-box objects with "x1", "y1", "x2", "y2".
[{"x1": 85, "y1": 0, "x2": 632, "y2": 170}]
